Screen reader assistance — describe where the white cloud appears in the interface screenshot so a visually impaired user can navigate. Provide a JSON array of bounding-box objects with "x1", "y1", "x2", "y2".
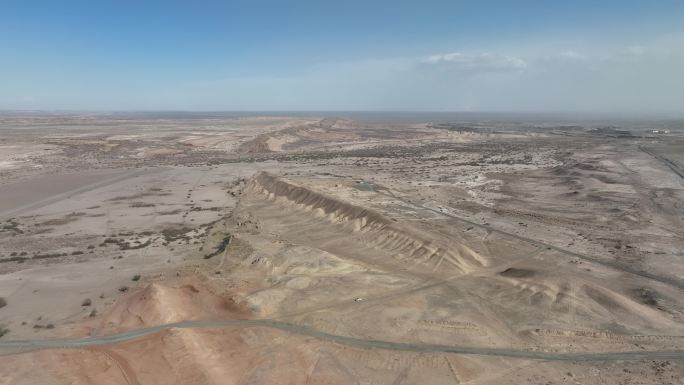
[
  {"x1": 626, "y1": 45, "x2": 646, "y2": 56},
  {"x1": 558, "y1": 50, "x2": 585, "y2": 61},
  {"x1": 625, "y1": 45, "x2": 646, "y2": 56},
  {"x1": 128, "y1": 34, "x2": 684, "y2": 113},
  {"x1": 420, "y1": 52, "x2": 527, "y2": 72}
]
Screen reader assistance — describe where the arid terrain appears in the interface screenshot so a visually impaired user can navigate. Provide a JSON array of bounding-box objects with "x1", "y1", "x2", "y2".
[{"x1": 0, "y1": 112, "x2": 683, "y2": 384}]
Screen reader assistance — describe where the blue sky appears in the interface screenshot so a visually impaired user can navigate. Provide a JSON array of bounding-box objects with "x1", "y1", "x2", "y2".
[{"x1": 1, "y1": 0, "x2": 683, "y2": 113}]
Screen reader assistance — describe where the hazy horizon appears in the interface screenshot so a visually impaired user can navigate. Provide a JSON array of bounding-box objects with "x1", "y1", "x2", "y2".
[{"x1": 4, "y1": 110, "x2": 684, "y2": 127}]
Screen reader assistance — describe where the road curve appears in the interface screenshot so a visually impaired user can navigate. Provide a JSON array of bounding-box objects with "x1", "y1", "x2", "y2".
[{"x1": 2, "y1": 319, "x2": 684, "y2": 361}]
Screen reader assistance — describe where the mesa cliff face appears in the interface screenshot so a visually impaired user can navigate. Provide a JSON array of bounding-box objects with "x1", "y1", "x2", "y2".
[{"x1": 246, "y1": 172, "x2": 488, "y2": 275}]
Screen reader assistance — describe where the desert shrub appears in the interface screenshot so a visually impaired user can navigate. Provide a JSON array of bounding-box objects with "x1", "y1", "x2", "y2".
[
  {"x1": 0, "y1": 326, "x2": 9, "y2": 337},
  {"x1": 118, "y1": 286, "x2": 129, "y2": 292},
  {"x1": 1, "y1": 256, "x2": 27, "y2": 263},
  {"x1": 81, "y1": 298, "x2": 92, "y2": 306},
  {"x1": 33, "y1": 253, "x2": 66, "y2": 260},
  {"x1": 0, "y1": 297, "x2": 6, "y2": 308},
  {"x1": 129, "y1": 202, "x2": 155, "y2": 208},
  {"x1": 131, "y1": 274, "x2": 141, "y2": 282},
  {"x1": 204, "y1": 235, "x2": 231, "y2": 259},
  {"x1": 119, "y1": 240, "x2": 151, "y2": 250},
  {"x1": 161, "y1": 227, "x2": 192, "y2": 242}
]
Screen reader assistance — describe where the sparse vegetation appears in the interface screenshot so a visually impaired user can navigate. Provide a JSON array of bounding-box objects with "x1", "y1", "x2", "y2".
[
  {"x1": 120, "y1": 239, "x2": 152, "y2": 250},
  {"x1": 100, "y1": 236, "x2": 152, "y2": 250},
  {"x1": 33, "y1": 252, "x2": 68, "y2": 260},
  {"x1": 129, "y1": 202, "x2": 156, "y2": 208},
  {"x1": 33, "y1": 323, "x2": 55, "y2": 329},
  {"x1": 162, "y1": 227, "x2": 193, "y2": 242},
  {"x1": 1, "y1": 219, "x2": 23, "y2": 234},
  {"x1": 0, "y1": 256, "x2": 28, "y2": 263},
  {"x1": 204, "y1": 235, "x2": 231, "y2": 259},
  {"x1": 633, "y1": 288, "x2": 660, "y2": 307}
]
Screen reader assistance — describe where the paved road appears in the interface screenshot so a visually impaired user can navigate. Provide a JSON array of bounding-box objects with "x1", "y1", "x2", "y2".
[{"x1": 2, "y1": 319, "x2": 684, "y2": 361}]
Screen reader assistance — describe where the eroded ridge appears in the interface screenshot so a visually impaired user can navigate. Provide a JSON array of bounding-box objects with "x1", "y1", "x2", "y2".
[{"x1": 246, "y1": 172, "x2": 488, "y2": 274}]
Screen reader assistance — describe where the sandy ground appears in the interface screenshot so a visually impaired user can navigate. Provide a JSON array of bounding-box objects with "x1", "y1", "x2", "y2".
[{"x1": 0, "y1": 114, "x2": 683, "y2": 384}]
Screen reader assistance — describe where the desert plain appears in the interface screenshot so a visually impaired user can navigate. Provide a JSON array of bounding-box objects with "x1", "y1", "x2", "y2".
[{"x1": 0, "y1": 112, "x2": 683, "y2": 384}]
